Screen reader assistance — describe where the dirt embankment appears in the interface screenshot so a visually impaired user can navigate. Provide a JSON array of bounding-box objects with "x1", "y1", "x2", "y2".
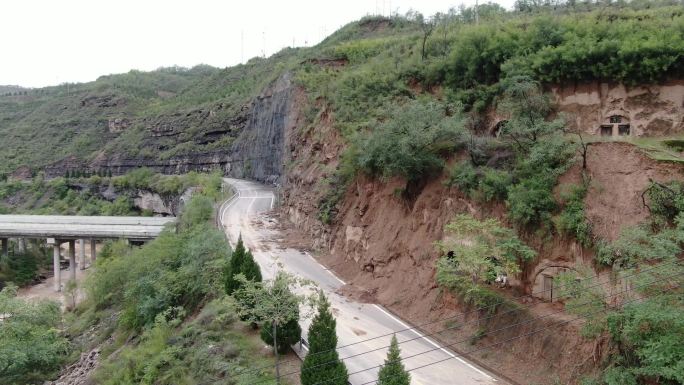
[
  {"x1": 281, "y1": 103, "x2": 684, "y2": 384},
  {"x1": 572, "y1": 141, "x2": 684, "y2": 241}
]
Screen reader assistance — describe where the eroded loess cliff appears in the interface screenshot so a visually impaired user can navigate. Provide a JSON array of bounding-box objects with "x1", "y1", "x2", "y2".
[{"x1": 279, "y1": 81, "x2": 684, "y2": 384}]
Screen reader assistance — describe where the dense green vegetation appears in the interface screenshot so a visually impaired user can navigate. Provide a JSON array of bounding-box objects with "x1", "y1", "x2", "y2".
[
  {"x1": 0, "y1": 174, "x2": 287, "y2": 385},
  {"x1": 0, "y1": 244, "x2": 52, "y2": 287},
  {"x1": 557, "y1": 179, "x2": 684, "y2": 385},
  {"x1": 0, "y1": 169, "x2": 222, "y2": 216},
  {"x1": 0, "y1": 170, "x2": 223, "y2": 290},
  {"x1": 0, "y1": 285, "x2": 69, "y2": 385}
]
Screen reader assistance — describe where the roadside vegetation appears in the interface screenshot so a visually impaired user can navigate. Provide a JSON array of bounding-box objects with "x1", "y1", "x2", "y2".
[{"x1": 0, "y1": 168, "x2": 222, "y2": 216}]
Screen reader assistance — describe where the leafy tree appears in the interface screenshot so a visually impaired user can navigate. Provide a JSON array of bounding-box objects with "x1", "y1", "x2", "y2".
[
  {"x1": 64, "y1": 279, "x2": 78, "y2": 311},
  {"x1": 355, "y1": 100, "x2": 465, "y2": 184},
  {"x1": 301, "y1": 292, "x2": 348, "y2": 385},
  {"x1": 377, "y1": 334, "x2": 411, "y2": 385},
  {"x1": 234, "y1": 272, "x2": 311, "y2": 383},
  {"x1": 224, "y1": 235, "x2": 247, "y2": 295},
  {"x1": 179, "y1": 194, "x2": 213, "y2": 230},
  {"x1": 556, "y1": 182, "x2": 593, "y2": 247},
  {"x1": 261, "y1": 313, "x2": 302, "y2": 354},
  {"x1": 506, "y1": 176, "x2": 557, "y2": 228},
  {"x1": 497, "y1": 76, "x2": 564, "y2": 151},
  {"x1": 605, "y1": 294, "x2": 684, "y2": 385},
  {"x1": 436, "y1": 214, "x2": 535, "y2": 308},
  {"x1": 644, "y1": 180, "x2": 684, "y2": 227}
]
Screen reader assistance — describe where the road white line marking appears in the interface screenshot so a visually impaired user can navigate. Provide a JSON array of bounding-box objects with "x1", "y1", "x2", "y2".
[
  {"x1": 373, "y1": 305, "x2": 494, "y2": 379},
  {"x1": 305, "y1": 253, "x2": 346, "y2": 285}
]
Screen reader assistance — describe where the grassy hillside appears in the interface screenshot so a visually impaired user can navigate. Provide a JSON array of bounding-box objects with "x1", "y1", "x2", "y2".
[
  {"x1": 0, "y1": 56, "x2": 298, "y2": 174},
  {"x1": 1, "y1": 2, "x2": 683, "y2": 384},
  {"x1": 1, "y1": 1, "x2": 683, "y2": 177}
]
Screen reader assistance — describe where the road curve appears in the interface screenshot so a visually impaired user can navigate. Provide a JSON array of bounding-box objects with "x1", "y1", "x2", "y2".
[{"x1": 220, "y1": 178, "x2": 502, "y2": 385}]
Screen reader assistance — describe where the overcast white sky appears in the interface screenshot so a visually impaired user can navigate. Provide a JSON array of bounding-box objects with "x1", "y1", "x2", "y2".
[{"x1": 1, "y1": 0, "x2": 512, "y2": 88}]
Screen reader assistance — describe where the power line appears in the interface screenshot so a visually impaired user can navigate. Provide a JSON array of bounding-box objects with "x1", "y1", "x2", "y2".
[
  {"x1": 230, "y1": 259, "x2": 681, "y2": 379},
  {"x1": 267, "y1": 267, "x2": 681, "y2": 384},
  {"x1": 316, "y1": 277, "x2": 682, "y2": 385}
]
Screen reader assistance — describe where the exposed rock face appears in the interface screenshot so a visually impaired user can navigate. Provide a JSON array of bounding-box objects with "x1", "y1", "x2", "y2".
[
  {"x1": 44, "y1": 347, "x2": 100, "y2": 385},
  {"x1": 10, "y1": 165, "x2": 32, "y2": 180},
  {"x1": 107, "y1": 117, "x2": 129, "y2": 133},
  {"x1": 133, "y1": 192, "x2": 174, "y2": 216},
  {"x1": 226, "y1": 72, "x2": 295, "y2": 184},
  {"x1": 551, "y1": 80, "x2": 684, "y2": 136},
  {"x1": 44, "y1": 155, "x2": 84, "y2": 177},
  {"x1": 43, "y1": 74, "x2": 296, "y2": 183}
]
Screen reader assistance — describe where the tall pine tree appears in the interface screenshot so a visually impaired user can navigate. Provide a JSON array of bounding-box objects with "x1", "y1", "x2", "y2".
[
  {"x1": 377, "y1": 334, "x2": 410, "y2": 385},
  {"x1": 237, "y1": 249, "x2": 263, "y2": 326},
  {"x1": 224, "y1": 235, "x2": 247, "y2": 295},
  {"x1": 241, "y1": 249, "x2": 262, "y2": 283},
  {"x1": 301, "y1": 292, "x2": 348, "y2": 385}
]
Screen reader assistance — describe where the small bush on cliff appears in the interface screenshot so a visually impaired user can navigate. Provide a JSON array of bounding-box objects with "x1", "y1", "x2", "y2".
[
  {"x1": 436, "y1": 214, "x2": 535, "y2": 310},
  {"x1": 645, "y1": 180, "x2": 684, "y2": 227},
  {"x1": 556, "y1": 182, "x2": 593, "y2": 247}
]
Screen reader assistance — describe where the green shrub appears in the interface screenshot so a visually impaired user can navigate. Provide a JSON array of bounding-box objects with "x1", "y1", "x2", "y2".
[
  {"x1": 645, "y1": 180, "x2": 684, "y2": 226},
  {"x1": 435, "y1": 214, "x2": 535, "y2": 310},
  {"x1": 595, "y1": 222, "x2": 684, "y2": 268},
  {"x1": 444, "y1": 161, "x2": 479, "y2": 192},
  {"x1": 261, "y1": 316, "x2": 302, "y2": 354},
  {"x1": 355, "y1": 100, "x2": 465, "y2": 182},
  {"x1": 94, "y1": 297, "x2": 274, "y2": 385},
  {"x1": 0, "y1": 285, "x2": 69, "y2": 385},
  {"x1": 556, "y1": 183, "x2": 593, "y2": 246},
  {"x1": 604, "y1": 294, "x2": 684, "y2": 385},
  {"x1": 477, "y1": 168, "x2": 512, "y2": 202},
  {"x1": 86, "y1": 194, "x2": 230, "y2": 331},
  {"x1": 506, "y1": 176, "x2": 557, "y2": 228}
]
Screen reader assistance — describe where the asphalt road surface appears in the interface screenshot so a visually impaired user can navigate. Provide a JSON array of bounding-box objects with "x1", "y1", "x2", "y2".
[{"x1": 220, "y1": 178, "x2": 502, "y2": 385}]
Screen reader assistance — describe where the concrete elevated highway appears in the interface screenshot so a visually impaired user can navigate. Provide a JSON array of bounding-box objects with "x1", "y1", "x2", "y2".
[{"x1": 0, "y1": 215, "x2": 174, "y2": 292}]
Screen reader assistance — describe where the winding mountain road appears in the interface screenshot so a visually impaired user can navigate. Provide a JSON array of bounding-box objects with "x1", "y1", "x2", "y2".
[{"x1": 219, "y1": 178, "x2": 502, "y2": 385}]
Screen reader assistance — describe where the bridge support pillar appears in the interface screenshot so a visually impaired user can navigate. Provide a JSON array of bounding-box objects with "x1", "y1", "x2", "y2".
[
  {"x1": 53, "y1": 243, "x2": 61, "y2": 292},
  {"x1": 68, "y1": 240, "x2": 76, "y2": 282},
  {"x1": 90, "y1": 239, "x2": 97, "y2": 264},
  {"x1": 79, "y1": 239, "x2": 86, "y2": 270},
  {"x1": 0, "y1": 238, "x2": 7, "y2": 257},
  {"x1": 17, "y1": 238, "x2": 26, "y2": 254}
]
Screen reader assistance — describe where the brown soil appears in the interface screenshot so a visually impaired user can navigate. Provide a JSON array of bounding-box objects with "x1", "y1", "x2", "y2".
[
  {"x1": 579, "y1": 142, "x2": 684, "y2": 240},
  {"x1": 280, "y1": 113, "x2": 684, "y2": 384}
]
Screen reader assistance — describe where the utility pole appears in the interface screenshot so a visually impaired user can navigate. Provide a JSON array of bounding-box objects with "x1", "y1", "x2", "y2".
[
  {"x1": 476, "y1": 0, "x2": 480, "y2": 24},
  {"x1": 273, "y1": 320, "x2": 280, "y2": 384}
]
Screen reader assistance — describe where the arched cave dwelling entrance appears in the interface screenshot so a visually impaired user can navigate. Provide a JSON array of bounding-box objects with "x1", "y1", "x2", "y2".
[
  {"x1": 532, "y1": 265, "x2": 578, "y2": 302},
  {"x1": 599, "y1": 114, "x2": 631, "y2": 137}
]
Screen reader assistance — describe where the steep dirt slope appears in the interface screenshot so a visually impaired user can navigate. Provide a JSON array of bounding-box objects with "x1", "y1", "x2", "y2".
[{"x1": 280, "y1": 113, "x2": 684, "y2": 383}]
